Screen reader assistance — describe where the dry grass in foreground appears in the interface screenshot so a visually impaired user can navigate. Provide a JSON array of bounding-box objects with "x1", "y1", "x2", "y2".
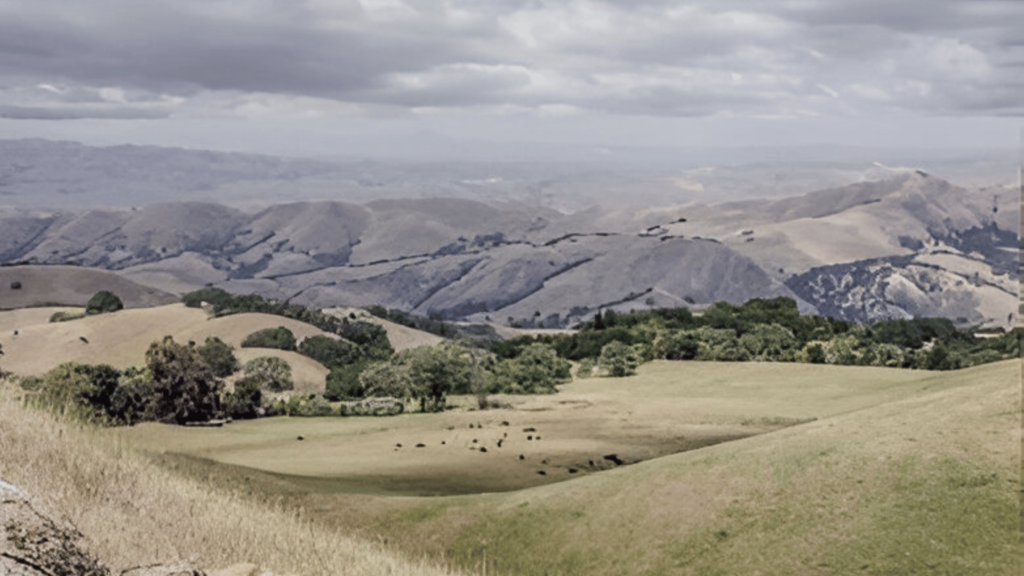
[{"x1": 0, "y1": 384, "x2": 460, "y2": 576}]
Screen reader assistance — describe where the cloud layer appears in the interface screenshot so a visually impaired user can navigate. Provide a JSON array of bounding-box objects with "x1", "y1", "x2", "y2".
[{"x1": 0, "y1": 1, "x2": 1020, "y2": 131}]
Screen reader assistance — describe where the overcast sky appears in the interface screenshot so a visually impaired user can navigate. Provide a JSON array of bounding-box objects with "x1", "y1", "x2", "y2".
[{"x1": 0, "y1": 0, "x2": 1021, "y2": 160}]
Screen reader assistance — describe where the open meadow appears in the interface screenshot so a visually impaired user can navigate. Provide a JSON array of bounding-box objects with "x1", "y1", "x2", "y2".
[{"x1": 106, "y1": 358, "x2": 1021, "y2": 575}]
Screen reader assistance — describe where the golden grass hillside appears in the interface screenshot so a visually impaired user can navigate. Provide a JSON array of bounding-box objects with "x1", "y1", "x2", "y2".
[
  {"x1": 0, "y1": 305, "x2": 337, "y2": 392},
  {"x1": 0, "y1": 384, "x2": 461, "y2": 576},
  {"x1": 0, "y1": 265, "x2": 177, "y2": 309},
  {"x1": 106, "y1": 359, "x2": 1022, "y2": 575},
  {"x1": 364, "y1": 359, "x2": 1021, "y2": 576}
]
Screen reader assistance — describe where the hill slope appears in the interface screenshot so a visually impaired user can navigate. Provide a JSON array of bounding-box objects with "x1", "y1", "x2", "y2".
[
  {"x1": 373, "y1": 360, "x2": 1021, "y2": 575},
  {"x1": 0, "y1": 171, "x2": 1016, "y2": 328},
  {"x1": 0, "y1": 265, "x2": 177, "y2": 309},
  {"x1": 0, "y1": 305, "x2": 336, "y2": 392}
]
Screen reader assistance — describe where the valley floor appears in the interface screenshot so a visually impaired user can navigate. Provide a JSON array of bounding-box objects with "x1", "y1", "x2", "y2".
[{"x1": 108, "y1": 359, "x2": 1021, "y2": 575}]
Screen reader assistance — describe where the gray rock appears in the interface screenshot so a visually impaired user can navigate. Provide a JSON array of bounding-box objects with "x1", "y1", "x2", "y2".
[{"x1": 1, "y1": 481, "x2": 110, "y2": 576}]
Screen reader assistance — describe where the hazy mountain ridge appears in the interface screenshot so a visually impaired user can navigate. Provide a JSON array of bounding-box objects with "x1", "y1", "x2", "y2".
[
  {"x1": 0, "y1": 139, "x2": 1017, "y2": 329},
  {"x1": 0, "y1": 169, "x2": 1017, "y2": 329}
]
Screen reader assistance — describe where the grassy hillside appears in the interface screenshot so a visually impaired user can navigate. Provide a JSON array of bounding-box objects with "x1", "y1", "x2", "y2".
[
  {"x1": 108, "y1": 359, "x2": 1021, "y2": 575},
  {"x1": 0, "y1": 304, "x2": 336, "y2": 392},
  {"x1": 0, "y1": 265, "x2": 177, "y2": 309},
  {"x1": 378, "y1": 360, "x2": 1021, "y2": 575},
  {"x1": 0, "y1": 385, "x2": 459, "y2": 576}
]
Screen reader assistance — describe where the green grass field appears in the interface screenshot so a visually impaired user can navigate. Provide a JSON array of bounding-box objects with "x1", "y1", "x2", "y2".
[{"x1": 111, "y1": 359, "x2": 1023, "y2": 575}]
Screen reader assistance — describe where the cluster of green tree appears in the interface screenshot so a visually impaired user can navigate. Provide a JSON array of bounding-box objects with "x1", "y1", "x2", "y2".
[
  {"x1": 45, "y1": 291, "x2": 124, "y2": 323},
  {"x1": 182, "y1": 288, "x2": 393, "y2": 359},
  {"x1": 365, "y1": 304, "x2": 502, "y2": 346},
  {"x1": 19, "y1": 335, "x2": 302, "y2": 425},
  {"x1": 502, "y1": 298, "x2": 1020, "y2": 373},
  {"x1": 328, "y1": 341, "x2": 571, "y2": 411}
]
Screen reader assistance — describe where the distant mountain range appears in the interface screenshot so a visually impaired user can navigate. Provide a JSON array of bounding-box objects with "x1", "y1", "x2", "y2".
[{"x1": 1, "y1": 141, "x2": 1018, "y2": 329}]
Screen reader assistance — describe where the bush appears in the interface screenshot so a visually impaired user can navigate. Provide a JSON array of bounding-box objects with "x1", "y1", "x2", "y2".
[
  {"x1": 85, "y1": 291, "x2": 123, "y2": 315},
  {"x1": 277, "y1": 394, "x2": 334, "y2": 417},
  {"x1": 298, "y1": 335, "x2": 362, "y2": 368},
  {"x1": 599, "y1": 341, "x2": 640, "y2": 377},
  {"x1": 242, "y1": 356, "x2": 293, "y2": 392},
  {"x1": 358, "y1": 361, "x2": 413, "y2": 400},
  {"x1": 222, "y1": 376, "x2": 263, "y2": 419},
  {"x1": 145, "y1": 336, "x2": 222, "y2": 424},
  {"x1": 196, "y1": 336, "x2": 239, "y2": 377},
  {"x1": 29, "y1": 362, "x2": 138, "y2": 425},
  {"x1": 337, "y1": 397, "x2": 404, "y2": 417},
  {"x1": 490, "y1": 343, "x2": 569, "y2": 394},
  {"x1": 240, "y1": 326, "x2": 297, "y2": 351},
  {"x1": 181, "y1": 287, "x2": 234, "y2": 312},
  {"x1": 49, "y1": 310, "x2": 85, "y2": 323},
  {"x1": 325, "y1": 360, "x2": 370, "y2": 401}
]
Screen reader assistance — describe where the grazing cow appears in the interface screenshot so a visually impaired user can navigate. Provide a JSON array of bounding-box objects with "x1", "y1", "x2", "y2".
[
  {"x1": 588, "y1": 459, "x2": 595, "y2": 467},
  {"x1": 441, "y1": 440, "x2": 446, "y2": 445},
  {"x1": 518, "y1": 454, "x2": 525, "y2": 460},
  {"x1": 497, "y1": 439, "x2": 503, "y2": 448},
  {"x1": 603, "y1": 454, "x2": 625, "y2": 466},
  {"x1": 527, "y1": 435, "x2": 533, "y2": 441},
  {"x1": 523, "y1": 427, "x2": 536, "y2": 432},
  {"x1": 537, "y1": 470, "x2": 546, "y2": 476},
  {"x1": 568, "y1": 468, "x2": 578, "y2": 474},
  {"x1": 297, "y1": 436, "x2": 304, "y2": 441},
  {"x1": 79, "y1": 336, "x2": 89, "y2": 344},
  {"x1": 416, "y1": 443, "x2": 426, "y2": 448},
  {"x1": 395, "y1": 443, "x2": 403, "y2": 448},
  {"x1": 469, "y1": 423, "x2": 475, "y2": 429},
  {"x1": 501, "y1": 421, "x2": 510, "y2": 426},
  {"x1": 472, "y1": 438, "x2": 478, "y2": 443},
  {"x1": 480, "y1": 447, "x2": 487, "y2": 453}
]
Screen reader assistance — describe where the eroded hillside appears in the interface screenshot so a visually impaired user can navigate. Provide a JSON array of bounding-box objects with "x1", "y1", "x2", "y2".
[{"x1": 0, "y1": 171, "x2": 1017, "y2": 329}]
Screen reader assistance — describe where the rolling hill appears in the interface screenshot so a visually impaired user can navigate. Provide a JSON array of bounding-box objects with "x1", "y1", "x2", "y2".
[{"x1": 0, "y1": 154, "x2": 1017, "y2": 330}]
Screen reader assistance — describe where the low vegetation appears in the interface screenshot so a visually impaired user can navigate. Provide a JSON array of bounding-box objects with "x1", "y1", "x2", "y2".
[
  {"x1": 494, "y1": 297, "x2": 1020, "y2": 373},
  {"x1": 0, "y1": 381, "x2": 458, "y2": 576},
  {"x1": 85, "y1": 290, "x2": 124, "y2": 315}
]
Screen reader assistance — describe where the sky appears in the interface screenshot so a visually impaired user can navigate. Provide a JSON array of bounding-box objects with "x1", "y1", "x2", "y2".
[{"x1": 0, "y1": 0, "x2": 1021, "y2": 161}]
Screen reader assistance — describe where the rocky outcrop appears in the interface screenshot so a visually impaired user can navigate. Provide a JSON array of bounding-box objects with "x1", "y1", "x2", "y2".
[
  {"x1": 1, "y1": 480, "x2": 227, "y2": 576},
  {"x1": 0, "y1": 480, "x2": 109, "y2": 575}
]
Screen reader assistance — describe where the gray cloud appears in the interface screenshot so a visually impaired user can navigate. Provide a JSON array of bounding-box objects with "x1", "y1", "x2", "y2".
[{"x1": 0, "y1": 0, "x2": 1019, "y2": 122}]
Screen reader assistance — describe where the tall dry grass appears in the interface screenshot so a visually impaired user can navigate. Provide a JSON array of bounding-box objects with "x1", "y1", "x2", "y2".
[{"x1": 0, "y1": 382, "x2": 460, "y2": 576}]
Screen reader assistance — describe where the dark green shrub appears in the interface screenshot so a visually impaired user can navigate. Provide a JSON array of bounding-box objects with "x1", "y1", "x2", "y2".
[
  {"x1": 49, "y1": 310, "x2": 85, "y2": 323},
  {"x1": 145, "y1": 336, "x2": 222, "y2": 424},
  {"x1": 299, "y1": 335, "x2": 362, "y2": 368},
  {"x1": 490, "y1": 343, "x2": 569, "y2": 394},
  {"x1": 325, "y1": 360, "x2": 370, "y2": 400},
  {"x1": 240, "y1": 326, "x2": 297, "y2": 351},
  {"x1": 599, "y1": 341, "x2": 640, "y2": 377},
  {"x1": 242, "y1": 356, "x2": 293, "y2": 392},
  {"x1": 223, "y1": 377, "x2": 263, "y2": 419},
  {"x1": 181, "y1": 287, "x2": 234, "y2": 312},
  {"x1": 86, "y1": 291, "x2": 123, "y2": 315},
  {"x1": 197, "y1": 336, "x2": 239, "y2": 377},
  {"x1": 337, "y1": 397, "x2": 404, "y2": 417}
]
